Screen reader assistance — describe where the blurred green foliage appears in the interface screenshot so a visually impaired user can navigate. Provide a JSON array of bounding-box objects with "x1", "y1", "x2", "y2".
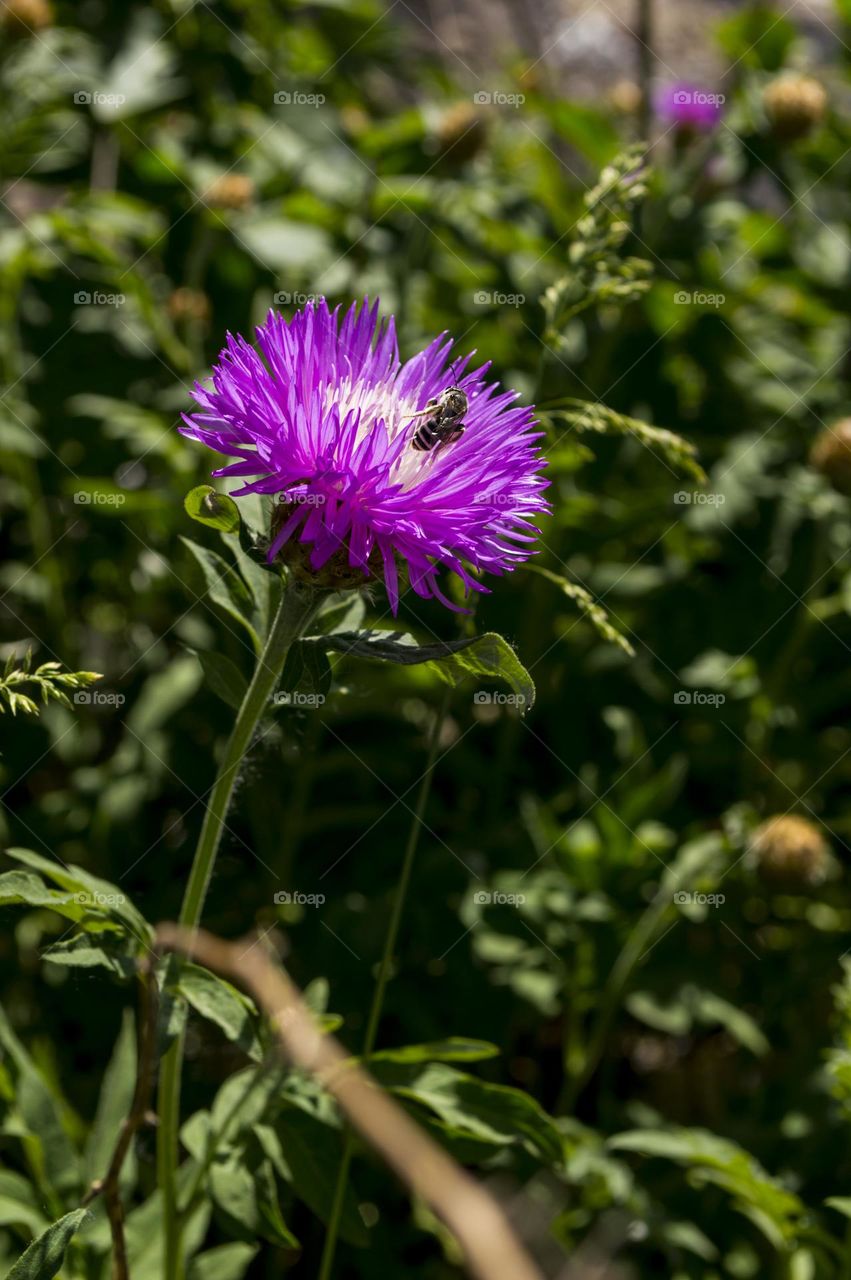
[{"x1": 3, "y1": 0, "x2": 851, "y2": 1276}]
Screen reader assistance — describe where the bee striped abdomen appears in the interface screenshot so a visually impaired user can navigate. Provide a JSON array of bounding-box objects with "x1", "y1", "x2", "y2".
[{"x1": 412, "y1": 421, "x2": 442, "y2": 451}]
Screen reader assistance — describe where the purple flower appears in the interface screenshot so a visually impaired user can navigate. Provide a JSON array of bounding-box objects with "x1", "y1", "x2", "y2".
[
  {"x1": 656, "y1": 84, "x2": 723, "y2": 133},
  {"x1": 180, "y1": 299, "x2": 549, "y2": 613}
]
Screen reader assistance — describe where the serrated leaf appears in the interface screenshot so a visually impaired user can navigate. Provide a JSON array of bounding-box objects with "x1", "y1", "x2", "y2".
[
  {"x1": 181, "y1": 537, "x2": 260, "y2": 653},
  {"x1": 315, "y1": 630, "x2": 535, "y2": 709},
  {"x1": 6, "y1": 1208, "x2": 89, "y2": 1280}
]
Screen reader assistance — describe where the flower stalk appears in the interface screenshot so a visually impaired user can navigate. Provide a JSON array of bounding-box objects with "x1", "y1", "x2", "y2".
[{"x1": 157, "y1": 576, "x2": 321, "y2": 1280}]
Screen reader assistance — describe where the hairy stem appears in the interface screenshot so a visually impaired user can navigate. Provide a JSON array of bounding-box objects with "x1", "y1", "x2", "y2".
[
  {"x1": 157, "y1": 577, "x2": 320, "y2": 1280},
  {"x1": 319, "y1": 692, "x2": 449, "y2": 1280}
]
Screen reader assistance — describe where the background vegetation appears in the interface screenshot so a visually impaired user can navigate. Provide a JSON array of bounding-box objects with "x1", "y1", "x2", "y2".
[{"x1": 3, "y1": 0, "x2": 851, "y2": 1276}]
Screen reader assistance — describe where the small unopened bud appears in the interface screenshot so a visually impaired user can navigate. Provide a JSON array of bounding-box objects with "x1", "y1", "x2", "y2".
[
  {"x1": 204, "y1": 173, "x2": 255, "y2": 211},
  {"x1": 763, "y1": 74, "x2": 827, "y2": 141},
  {"x1": 167, "y1": 287, "x2": 211, "y2": 327},
  {"x1": 435, "y1": 102, "x2": 488, "y2": 164},
  {"x1": 749, "y1": 815, "x2": 830, "y2": 889},
  {"x1": 1, "y1": 0, "x2": 53, "y2": 31},
  {"x1": 810, "y1": 419, "x2": 851, "y2": 496}
]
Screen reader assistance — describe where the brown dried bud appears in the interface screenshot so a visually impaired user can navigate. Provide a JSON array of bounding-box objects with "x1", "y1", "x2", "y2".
[
  {"x1": 167, "y1": 287, "x2": 211, "y2": 327},
  {"x1": 810, "y1": 419, "x2": 851, "y2": 496},
  {"x1": 435, "y1": 103, "x2": 488, "y2": 164},
  {"x1": 609, "y1": 80, "x2": 642, "y2": 115},
  {"x1": 1, "y1": 0, "x2": 53, "y2": 31},
  {"x1": 763, "y1": 75, "x2": 827, "y2": 141},
  {"x1": 204, "y1": 173, "x2": 255, "y2": 211},
  {"x1": 750, "y1": 815, "x2": 830, "y2": 889}
]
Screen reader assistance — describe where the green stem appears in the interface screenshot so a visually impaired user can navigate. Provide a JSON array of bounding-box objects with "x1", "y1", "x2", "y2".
[
  {"x1": 157, "y1": 578, "x2": 320, "y2": 1280},
  {"x1": 318, "y1": 692, "x2": 449, "y2": 1280}
]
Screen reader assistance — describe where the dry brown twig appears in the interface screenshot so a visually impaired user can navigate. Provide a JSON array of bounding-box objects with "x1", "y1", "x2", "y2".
[
  {"x1": 155, "y1": 921, "x2": 545, "y2": 1280},
  {"x1": 82, "y1": 965, "x2": 159, "y2": 1280}
]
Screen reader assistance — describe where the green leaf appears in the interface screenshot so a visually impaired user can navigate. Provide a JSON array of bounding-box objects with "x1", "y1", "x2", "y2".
[
  {"x1": 5, "y1": 848, "x2": 151, "y2": 941},
  {"x1": 262, "y1": 1111, "x2": 368, "y2": 1246},
  {"x1": 6, "y1": 1207, "x2": 89, "y2": 1279},
  {"x1": 188, "y1": 1244, "x2": 259, "y2": 1280},
  {"x1": 0, "y1": 1172, "x2": 49, "y2": 1237},
  {"x1": 192, "y1": 649, "x2": 249, "y2": 711},
  {"x1": 42, "y1": 931, "x2": 137, "y2": 981},
  {"x1": 825, "y1": 1197, "x2": 851, "y2": 1219},
  {"x1": 316, "y1": 630, "x2": 535, "y2": 709},
  {"x1": 0, "y1": 871, "x2": 82, "y2": 921},
  {"x1": 178, "y1": 964, "x2": 263, "y2": 1061},
  {"x1": 369, "y1": 1062, "x2": 561, "y2": 1164},
  {"x1": 278, "y1": 641, "x2": 332, "y2": 703},
  {"x1": 180, "y1": 537, "x2": 260, "y2": 653},
  {"x1": 184, "y1": 485, "x2": 241, "y2": 534},
  {"x1": 0, "y1": 1005, "x2": 82, "y2": 1197},
  {"x1": 368, "y1": 1038, "x2": 500, "y2": 1065},
  {"x1": 84, "y1": 1010, "x2": 137, "y2": 1184}
]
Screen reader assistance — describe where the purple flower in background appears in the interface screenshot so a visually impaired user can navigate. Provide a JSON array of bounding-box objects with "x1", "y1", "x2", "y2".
[
  {"x1": 656, "y1": 84, "x2": 724, "y2": 133},
  {"x1": 180, "y1": 299, "x2": 549, "y2": 613}
]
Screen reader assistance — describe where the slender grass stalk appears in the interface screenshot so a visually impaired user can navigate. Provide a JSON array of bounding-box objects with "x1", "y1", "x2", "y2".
[
  {"x1": 318, "y1": 691, "x2": 450, "y2": 1280},
  {"x1": 158, "y1": 577, "x2": 320, "y2": 1280}
]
